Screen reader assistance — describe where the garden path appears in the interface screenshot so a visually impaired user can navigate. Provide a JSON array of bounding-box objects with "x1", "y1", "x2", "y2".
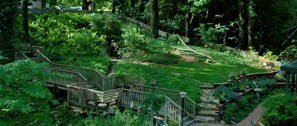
[{"x1": 191, "y1": 103, "x2": 264, "y2": 126}]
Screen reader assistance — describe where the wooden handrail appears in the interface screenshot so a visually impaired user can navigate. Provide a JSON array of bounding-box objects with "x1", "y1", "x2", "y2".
[
  {"x1": 121, "y1": 89, "x2": 186, "y2": 125},
  {"x1": 36, "y1": 50, "x2": 51, "y2": 63},
  {"x1": 132, "y1": 84, "x2": 197, "y2": 119},
  {"x1": 49, "y1": 68, "x2": 88, "y2": 82}
]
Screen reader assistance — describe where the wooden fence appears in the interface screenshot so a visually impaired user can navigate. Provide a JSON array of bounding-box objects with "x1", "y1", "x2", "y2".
[
  {"x1": 132, "y1": 84, "x2": 196, "y2": 119},
  {"x1": 67, "y1": 83, "x2": 122, "y2": 113},
  {"x1": 35, "y1": 50, "x2": 117, "y2": 91},
  {"x1": 121, "y1": 89, "x2": 183, "y2": 125}
]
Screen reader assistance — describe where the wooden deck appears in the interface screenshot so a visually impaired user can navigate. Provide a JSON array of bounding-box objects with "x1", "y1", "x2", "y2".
[{"x1": 16, "y1": 49, "x2": 197, "y2": 126}]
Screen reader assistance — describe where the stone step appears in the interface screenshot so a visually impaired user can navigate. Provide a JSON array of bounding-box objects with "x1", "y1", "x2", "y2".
[
  {"x1": 198, "y1": 110, "x2": 219, "y2": 116},
  {"x1": 195, "y1": 116, "x2": 217, "y2": 123},
  {"x1": 201, "y1": 88, "x2": 214, "y2": 92},
  {"x1": 200, "y1": 85, "x2": 214, "y2": 89},
  {"x1": 200, "y1": 90, "x2": 214, "y2": 96},
  {"x1": 198, "y1": 102, "x2": 221, "y2": 111},
  {"x1": 200, "y1": 97, "x2": 220, "y2": 104}
]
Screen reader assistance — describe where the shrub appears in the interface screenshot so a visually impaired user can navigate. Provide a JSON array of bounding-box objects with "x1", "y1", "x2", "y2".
[
  {"x1": 263, "y1": 94, "x2": 297, "y2": 126},
  {"x1": 196, "y1": 23, "x2": 229, "y2": 44},
  {"x1": 279, "y1": 45, "x2": 297, "y2": 62},
  {"x1": 0, "y1": 60, "x2": 55, "y2": 125},
  {"x1": 30, "y1": 13, "x2": 108, "y2": 60},
  {"x1": 223, "y1": 94, "x2": 259, "y2": 123},
  {"x1": 213, "y1": 86, "x2": 234, "y2": 99},
  {"x1": 139, "y1": 53, "x2": 180, "y2": 65}
]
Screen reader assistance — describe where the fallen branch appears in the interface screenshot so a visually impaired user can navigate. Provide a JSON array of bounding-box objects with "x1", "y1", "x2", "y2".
[{"x1": 178, "y1": 36, "x2": 212, "y2": 59}]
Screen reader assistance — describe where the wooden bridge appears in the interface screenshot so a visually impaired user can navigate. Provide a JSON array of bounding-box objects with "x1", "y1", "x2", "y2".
[{"x1": 15, "y1": 48, "x2": 197, "y2": 126}]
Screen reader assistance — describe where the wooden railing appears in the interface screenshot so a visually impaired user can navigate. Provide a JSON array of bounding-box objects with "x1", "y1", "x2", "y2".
[
  {"x1": 132, "y1": 84, "x2": 196, "y2": 119},
  {"x1": 162, "y1": 96, "x2": 182, "y2": 124},
  {"x1": 35, "y1": 50, "x2": 117, "y2": 91},
  {"x1": 36, "y1": 50, "x2": 51, "y2": 63},
  {"x1": 121, "y1": 89, "x2": 183, "y2": 124},
  {"x1": 15, "y1": 51, "x2": 29, "y2": 60},
  {"x1": 121, "y1": 89, "x2": 146, "y2": 109},
  {"x1": 46, "y1": 68, "x2": 88, "y2": 88},
  {"x1": 67, "y1": 83, "x2": 122, "y2": 113},
  {"x1": 67, "y1": 82, "x2": 87, "y2": 111}
]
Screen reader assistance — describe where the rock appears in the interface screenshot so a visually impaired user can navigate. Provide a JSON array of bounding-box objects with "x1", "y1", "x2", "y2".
[{"x1": 220, "y1": 120, "x2": 226, "y2": 124}]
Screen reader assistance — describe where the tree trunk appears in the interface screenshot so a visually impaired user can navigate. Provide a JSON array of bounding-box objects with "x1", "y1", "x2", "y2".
[
  {"x1": 112, "y1": 0, "x2": 116, "y2": 13},
  {"x1": 50, "y1": 0, "x2": 57, "y2": 6},
  {"x1": 82, "y1": 0, "x2": 88, "y2": 10},
  {"x1": 172, "y1": 0, "x2": 177, "y2": 18},
  {"x1": 41, "y1": 0, "x2": 46, "y2": 8},
  {"x1": 151, "y1": 0, "x2": 159, "y2": 38},
  {"x1": 185, "y1": 0, "x2": 189, "y2": 37},
  {"x1": 22, "y1": 0, "x2": 29, "y2": 44},
  {"x1": 131, "y1": 0, "x2": 136, "y2": 16},
  {"x1": 243, "y1": 0, "x2": 249, "y2": 50},
  {"x1": 139, "y1": 0, "x2": 147, "y2": 13},
  {"x1": 238, "y1": 0, "x2": 249, "y2": 50}
]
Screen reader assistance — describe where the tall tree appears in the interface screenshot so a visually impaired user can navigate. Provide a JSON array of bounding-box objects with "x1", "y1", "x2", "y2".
[
  {"x1": 0, "y1": 0, "x2": 19, "y2": 63},
  {"x1": 22, "y1": 0, "x2": 29, "y2": 45},
  {"x1": 151, "y1": 0, "x2": 159, "y2": 38},
  {"x1": 82, "y1": 0, "x2": 88, "y2": 10},
  {"x1": 50, "y1": 0, "x2": 57, "y2": 6},
  {"x1": 184, "y1": 0, "x2": 189, "y2": 37},
  {"x1": 238, "y1": 0, "x2": 249, "y2": 50}
]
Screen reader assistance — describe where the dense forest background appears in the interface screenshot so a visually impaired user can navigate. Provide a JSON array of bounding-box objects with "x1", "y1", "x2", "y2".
[{"x1": 2, "y1": 0, "x2": 297, "y2": 62}]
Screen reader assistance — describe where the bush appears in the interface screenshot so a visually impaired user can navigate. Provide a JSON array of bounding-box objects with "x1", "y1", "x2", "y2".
[
  {"x1": 77, "y1": 110, "x2": 150, "y2": 126},
  {"x1": 279, "y1": 45, "x2": 297, "y2": 62},
  {"x1": 222, "y1": 94, "x2": 259, "y2": 123},
  {"x1": 139, "y1": 53, "x2": 180, "y2": 65},
  {"x1": 30, "y1": 13, "x2": 108, "y2": 60},
  {"x1": 0, "y1": 60, "x2": 55, "y2": 125},
  {"x1": 263, "y1": 94, "x2": 297, "y2": 126},
  {"x1": 196, "y1": 23, "x2": 229, "y2": 44}
]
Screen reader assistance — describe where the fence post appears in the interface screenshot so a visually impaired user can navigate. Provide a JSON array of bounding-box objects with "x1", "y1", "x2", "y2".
[{"x1": 180, "y1": 92, "x2": 187, "y2": 126}]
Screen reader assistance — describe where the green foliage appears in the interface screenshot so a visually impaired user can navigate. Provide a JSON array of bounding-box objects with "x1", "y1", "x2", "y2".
[
  {"x1": 120, "y1": 24, "x2": 149, "y2": 54},
  {"x1": 58, "y1": 56, "x2": 110, "y2": 74},
  {"x1": 30, "y1": 13, "x2": 107, "y2": 60},
  {"x1": 263, "y1": 51, "x2": 278, "y2": 61},
  {"x1": 263, "y1": 94, "x2": 297, "y2": 126},
  {"x1": 76, "y1": 110, "x2": 150, "y2": 126},
  {"x1": 253, "y1": 78, "x2": 277, "y2": 87},
  {"x1": 139, "y1": 53, "x2": 180, "y2": 65},
  {"x1": 223, "y1": 94, "x2": 259, "y2": 123},
  {"x1": 142, "y1": 92, "x2": 166, "y2": 113},
  {"x1": 252, "y1": 0, "x2": 297, "y2": 53},
  {"x1": 0, "y1": 0, "x2": 20, "y2": 62},
  {"x1": 55, "y1": 103, "x2": 82, "y2": 125},
  {"x1": 213, "y1": 86, "x2": 234, "y2": 99},
  {"x1": 197, "y1": 23, "x2": 229, "y2": 44},
  {"x1": 189, "y1": 0, "x2": 210, "y2": 14},
  {"x1": 0, "y1": 60, "x2": 54, "y2": 125},
  {"x1": 114, "y1": 62, "x2": 201, "y2": 102},
  {"x1": 120, "y1": 24, "x2": 180, "y2": 64},
  {"x1": 279, "y1": 45, "x2": 297, "y2": 63}
]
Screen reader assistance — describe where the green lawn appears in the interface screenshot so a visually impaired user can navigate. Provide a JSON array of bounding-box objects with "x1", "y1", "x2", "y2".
[
  {"x1": 159, "y1": 62, "x2": 268, "y2": 83},
  {"x1": 114, "y1": 61, "x2": 269, "y2": 102}
]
